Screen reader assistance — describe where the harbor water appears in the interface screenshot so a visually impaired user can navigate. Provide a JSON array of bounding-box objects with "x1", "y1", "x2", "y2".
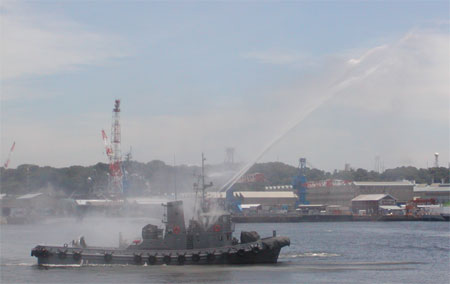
[{"x1": 1, "y1": 218, "x2": 449, "y2": 283}]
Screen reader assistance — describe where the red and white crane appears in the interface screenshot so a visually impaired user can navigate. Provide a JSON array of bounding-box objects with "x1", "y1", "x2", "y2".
[
  {"x1": 101, "y1": 130, "x2": 113, "y2": 158},
  {"x1": 3, "y1": 141, "x2": 16, "y2": 169},
  {"x1": 101, "y1": 100, "x2": 123, "y2": 195}
]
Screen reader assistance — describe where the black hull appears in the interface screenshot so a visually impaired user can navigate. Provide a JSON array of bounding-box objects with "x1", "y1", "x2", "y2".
[{"x1": 32, "y1": 237, "x2": 289, "y2": 266}]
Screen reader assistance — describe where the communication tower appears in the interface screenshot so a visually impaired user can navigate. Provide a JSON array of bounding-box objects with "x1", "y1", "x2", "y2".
[
  {"x1": 344, "y1": 163, "x2": 351, "y2": 171},
  {"x1": 374, "y1": 155, "x2": 384, "y2": 173},
  {"x1": 225, "y1": 147, "x2": 235, "y2": 165}
]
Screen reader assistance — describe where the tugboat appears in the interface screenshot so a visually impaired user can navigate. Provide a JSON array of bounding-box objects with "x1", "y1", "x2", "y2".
[{"x1": 31, "y1": 154, "x2": 290, "y2": 266}]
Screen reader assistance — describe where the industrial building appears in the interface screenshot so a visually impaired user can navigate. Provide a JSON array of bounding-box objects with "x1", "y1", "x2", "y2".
[
  {"x1": 305, "y1": 184, "x2": 355, "y2": 206},
  {"x1": 353, "y1": 181, "x2": 414, "y2": 203},
  {"x1": 207, "y1": 180, "x2": 419, "y2": 212},
  {"x1": 0, "y1": 193, "x2": 61, "y2": 224},
  {"x1": 206, "y1": 180, "x2": 443, "y2": 214},
  {"x1": 206, "y1": 191, "x2": 298, "y2": 210},
  {"x1": 232, "y1": 191, "x2": 298, "y2": 209},
  {"x1": 305, "y1": 181, "x2": 414, "y2": 206},
  {"x1": 413, "y1": 184, "x2": 450, "y2": 203},
  {"x1": 1, "y1": 193, "x2": 55, "y2": 215},
  {"x1": 351, "y1": 194, "x2": 399, "y2": 215}
]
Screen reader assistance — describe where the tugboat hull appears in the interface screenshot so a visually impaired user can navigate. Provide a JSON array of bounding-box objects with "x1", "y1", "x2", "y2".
[{"x1": 31, "y1": 237, "x2": 289, "y2": 266}]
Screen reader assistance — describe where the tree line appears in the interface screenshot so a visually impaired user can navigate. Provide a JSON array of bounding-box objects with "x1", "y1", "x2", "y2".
[
  {"x1": 1, "y1": 160, "x2": 448, "y2": 196},
  {"x1": 246, "y1": 162, "x2": 448, "y2": 185}
]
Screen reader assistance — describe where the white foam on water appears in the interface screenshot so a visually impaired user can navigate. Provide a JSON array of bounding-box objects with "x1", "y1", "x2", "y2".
[
  {"x1": 281, "y1": 252, "x2": 340, "y2": 259},
  {"x1": 2, "y1": 262, "x2": 35, "y2": 266},
  {"x1": 41, "y1": 264, "x2": 82, "y2": 268}
]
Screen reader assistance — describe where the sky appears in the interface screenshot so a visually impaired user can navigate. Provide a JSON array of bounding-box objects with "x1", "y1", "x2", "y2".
[{"x1": 1, "y1": 1, "x2": 449, "y2": 172}]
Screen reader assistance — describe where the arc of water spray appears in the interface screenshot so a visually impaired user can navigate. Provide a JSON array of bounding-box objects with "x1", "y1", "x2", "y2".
[{"x1": 219, "y1": 60, "x2": 383, "y2": 193}]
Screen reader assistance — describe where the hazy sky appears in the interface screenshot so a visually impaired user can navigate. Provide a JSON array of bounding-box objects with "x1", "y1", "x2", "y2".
[{"x1": 1, "y1": 1, "x2": 449, "y2": 171}]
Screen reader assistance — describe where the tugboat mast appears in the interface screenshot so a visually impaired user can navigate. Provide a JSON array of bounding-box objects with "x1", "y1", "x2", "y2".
[
  {"x1": 200, "y1": 153, "x2": 212, "y2": 213},
  {"x1": 191, "y1": 153, "x2": 214, "y2": 218},
  {"x1": 201, "y1": 153, "x2": 206, "y2": 211}
]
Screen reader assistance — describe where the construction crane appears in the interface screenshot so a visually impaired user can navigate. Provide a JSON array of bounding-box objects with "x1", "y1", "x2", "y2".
[
  {"x1": 101, "y1": 130, "x2": 113, "y2": 159},
  {"x1": 3, "y1": 141, "x2": 16, "y2": 169},
  {"x1": 292, "y1": 158, "x2": 309, "y2": 206}
]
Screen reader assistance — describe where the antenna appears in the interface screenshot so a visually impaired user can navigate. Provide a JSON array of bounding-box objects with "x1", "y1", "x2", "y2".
[
  {"x1": 200, "y1": 153, "x2": 213, "y2": 212},
  {"x1": 173, "y1": 154, "x2": 177, "y2": 200},
  {"x1": 374, "y1": 155, "x2": 383, "y2": 173},
  {"x1": 103, "y1": 99, "x2": 123, "y2": 195},
  {"x1": 225, "y1": 147, "x2": 235, "y2": 165},
  {"x1": 202, "y1": 153, "x2": 206, "y2": 209},
  {"x1": 192, "y1": 174, "x2": 201, "y2": 219}
]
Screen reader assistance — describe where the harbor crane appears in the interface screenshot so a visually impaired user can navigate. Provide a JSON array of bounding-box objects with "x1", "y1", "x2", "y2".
[
  {"x1": 101, "y1": 130, "x2": 113, "y2": 159},
  {"x1": 292, "y1": 158, "x2": 309, "y2": 206}
]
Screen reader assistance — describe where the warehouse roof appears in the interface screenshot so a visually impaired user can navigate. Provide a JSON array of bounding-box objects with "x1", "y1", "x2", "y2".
[
  {"x1": 413, "y1": 185, "x2": 450, "y2": 192},
  {"x1": 127, "y1": 197, "x2": 170, "y2": 205},
  {"x1": 351, "y1": 194, "x2": 395, "y2": 202},
  {"x1": 75, "y1": 199, "x2": 124, "y2": 206},
  {"x1": 206, "y1": 192, "x2": 226, "y2": 199},
  {"x1": 353, "y1": 181, "x2": 413, "y2": 186},
  {"x1": 241, "y1": 204, "x2": 261, "y2": 209},
  {"x1": 17, "y1": 193, "x2": 43, "y2": 199},
  {"x1": 234, "y1": 191, "x2": 298, "y2": 198}
]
